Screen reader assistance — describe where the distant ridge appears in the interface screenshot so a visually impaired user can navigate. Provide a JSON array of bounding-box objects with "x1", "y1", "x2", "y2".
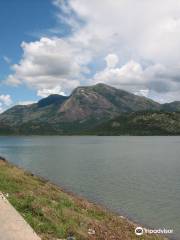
[{"x1": 0, "y1": 83, "x2": 180, "y2": 135}]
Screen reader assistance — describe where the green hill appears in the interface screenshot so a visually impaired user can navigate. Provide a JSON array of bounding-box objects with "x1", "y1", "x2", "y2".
[{"x1": 92, "y1": 111, "x2": 180, "y2": 135}]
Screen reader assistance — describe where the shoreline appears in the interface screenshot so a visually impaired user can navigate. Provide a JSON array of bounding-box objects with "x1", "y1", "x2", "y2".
[
  {"x1": 0, "y1": 156, "x2": 168, "y2": 240},
  {"x1": 1, "y1": 134, "x2": 180, "y2": 136}
]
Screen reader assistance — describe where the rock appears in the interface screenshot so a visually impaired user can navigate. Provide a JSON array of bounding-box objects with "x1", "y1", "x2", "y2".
[{"x1": 88, "y1": 228, "x2": 96, "y2": 235}]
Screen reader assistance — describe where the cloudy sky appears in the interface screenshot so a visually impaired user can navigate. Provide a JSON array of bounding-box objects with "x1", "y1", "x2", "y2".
[{"x1": 1, "y1": 0, "x2": 180, "y2": 112}]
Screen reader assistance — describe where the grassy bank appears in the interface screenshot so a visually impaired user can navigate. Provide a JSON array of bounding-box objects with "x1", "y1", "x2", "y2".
[{"x1": 0, "y1": 159, "x2": 166, "y2": 240}]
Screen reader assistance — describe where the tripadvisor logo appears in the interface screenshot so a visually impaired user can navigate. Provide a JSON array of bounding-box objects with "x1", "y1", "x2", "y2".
[
  {"x1": 135, "y1": 227, "x2": 144, "y2": 236},
  {"x1": 135, "y1": 226, "x2": 174, "y2": 236}
]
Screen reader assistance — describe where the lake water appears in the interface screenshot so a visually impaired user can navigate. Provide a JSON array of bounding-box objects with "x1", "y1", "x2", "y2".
[{"x1": 0, "y1": 136, "x2": 180, "y2": 239}]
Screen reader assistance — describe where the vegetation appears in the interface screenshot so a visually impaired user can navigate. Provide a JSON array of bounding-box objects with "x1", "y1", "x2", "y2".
[
  {"x1": 0, "y1": 159, "x2": 166, "y2": 240},
  {"x1": 92, "y1": 111, "x2": 180, "y2": 136}
]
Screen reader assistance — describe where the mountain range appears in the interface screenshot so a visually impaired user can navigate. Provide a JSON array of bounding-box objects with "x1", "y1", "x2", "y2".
[{"x1": 0, "y1": 83, "x2": 180, "y2": 135}]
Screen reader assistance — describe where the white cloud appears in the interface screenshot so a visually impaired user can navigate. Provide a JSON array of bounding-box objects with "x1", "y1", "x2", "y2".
[
  {"x1": 105, "y1": 54, "x2": 119, "y2": 69},
  {"x1": 3, "y1": 56, "x2": 11, "y2": 64},
  {"x1": 93, "y1": 56, "x2": 180, "y2": 102},
  {"x1": 52, "y1": 0, "x2": 82, "y2": 32},
  {"x1": 0, "y1": 94, "x2": 12, "y2": 113},
  {"x1": 5, "y1": 0, "x2": 180, "y2": 102},
  {"x1": 0, "y1": 102, "x2": 3, "y2": 113},
  {"x1": 6, "y1": 37, "x2": 90, "y2": 95},
  {"x1": 18, "y1": 100, "x2": 36, "y2": 105},
  {"x1": 68, "y1": 0, "x2": 180, "y2": 64},
  {"x1": 0, "y1": 95, "x2": 12, "y2": 106},
  {"x1": 137, "y1": 89, "x2": 150, "y2": 98},
  {"x1": 68, "y1": 0, "x2": 180, "y2": 101},
  {"x1": 93, "y1": 60, "x2": 145, "y2": 91},
  {"x1": 37, "y1": 85, "x2": 65, "y2": 98}
]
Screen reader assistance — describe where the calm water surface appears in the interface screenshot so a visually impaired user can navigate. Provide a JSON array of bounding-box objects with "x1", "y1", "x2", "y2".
[{"x1": 0, "y1": 136, "x2": 180, "y2": 239}]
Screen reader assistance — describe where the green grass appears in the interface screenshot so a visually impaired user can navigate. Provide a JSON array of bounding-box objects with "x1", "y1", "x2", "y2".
[{"x1": 0, "y1": 159, "x2": 167, "y2": 240}]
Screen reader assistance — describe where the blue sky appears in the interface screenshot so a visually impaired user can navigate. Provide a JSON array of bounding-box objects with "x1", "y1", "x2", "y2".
[
  {"x1": 1, "y1": 0, "x2": 180, "y2": 111},
  {"x1": 0, "y1": 0, "x2": 58, "y2": 108}
]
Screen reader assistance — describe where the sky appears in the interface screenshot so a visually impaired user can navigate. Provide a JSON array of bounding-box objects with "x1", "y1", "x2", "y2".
[{"x1": 1, "y1": 0, "x2": 180, "y2": 112}]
